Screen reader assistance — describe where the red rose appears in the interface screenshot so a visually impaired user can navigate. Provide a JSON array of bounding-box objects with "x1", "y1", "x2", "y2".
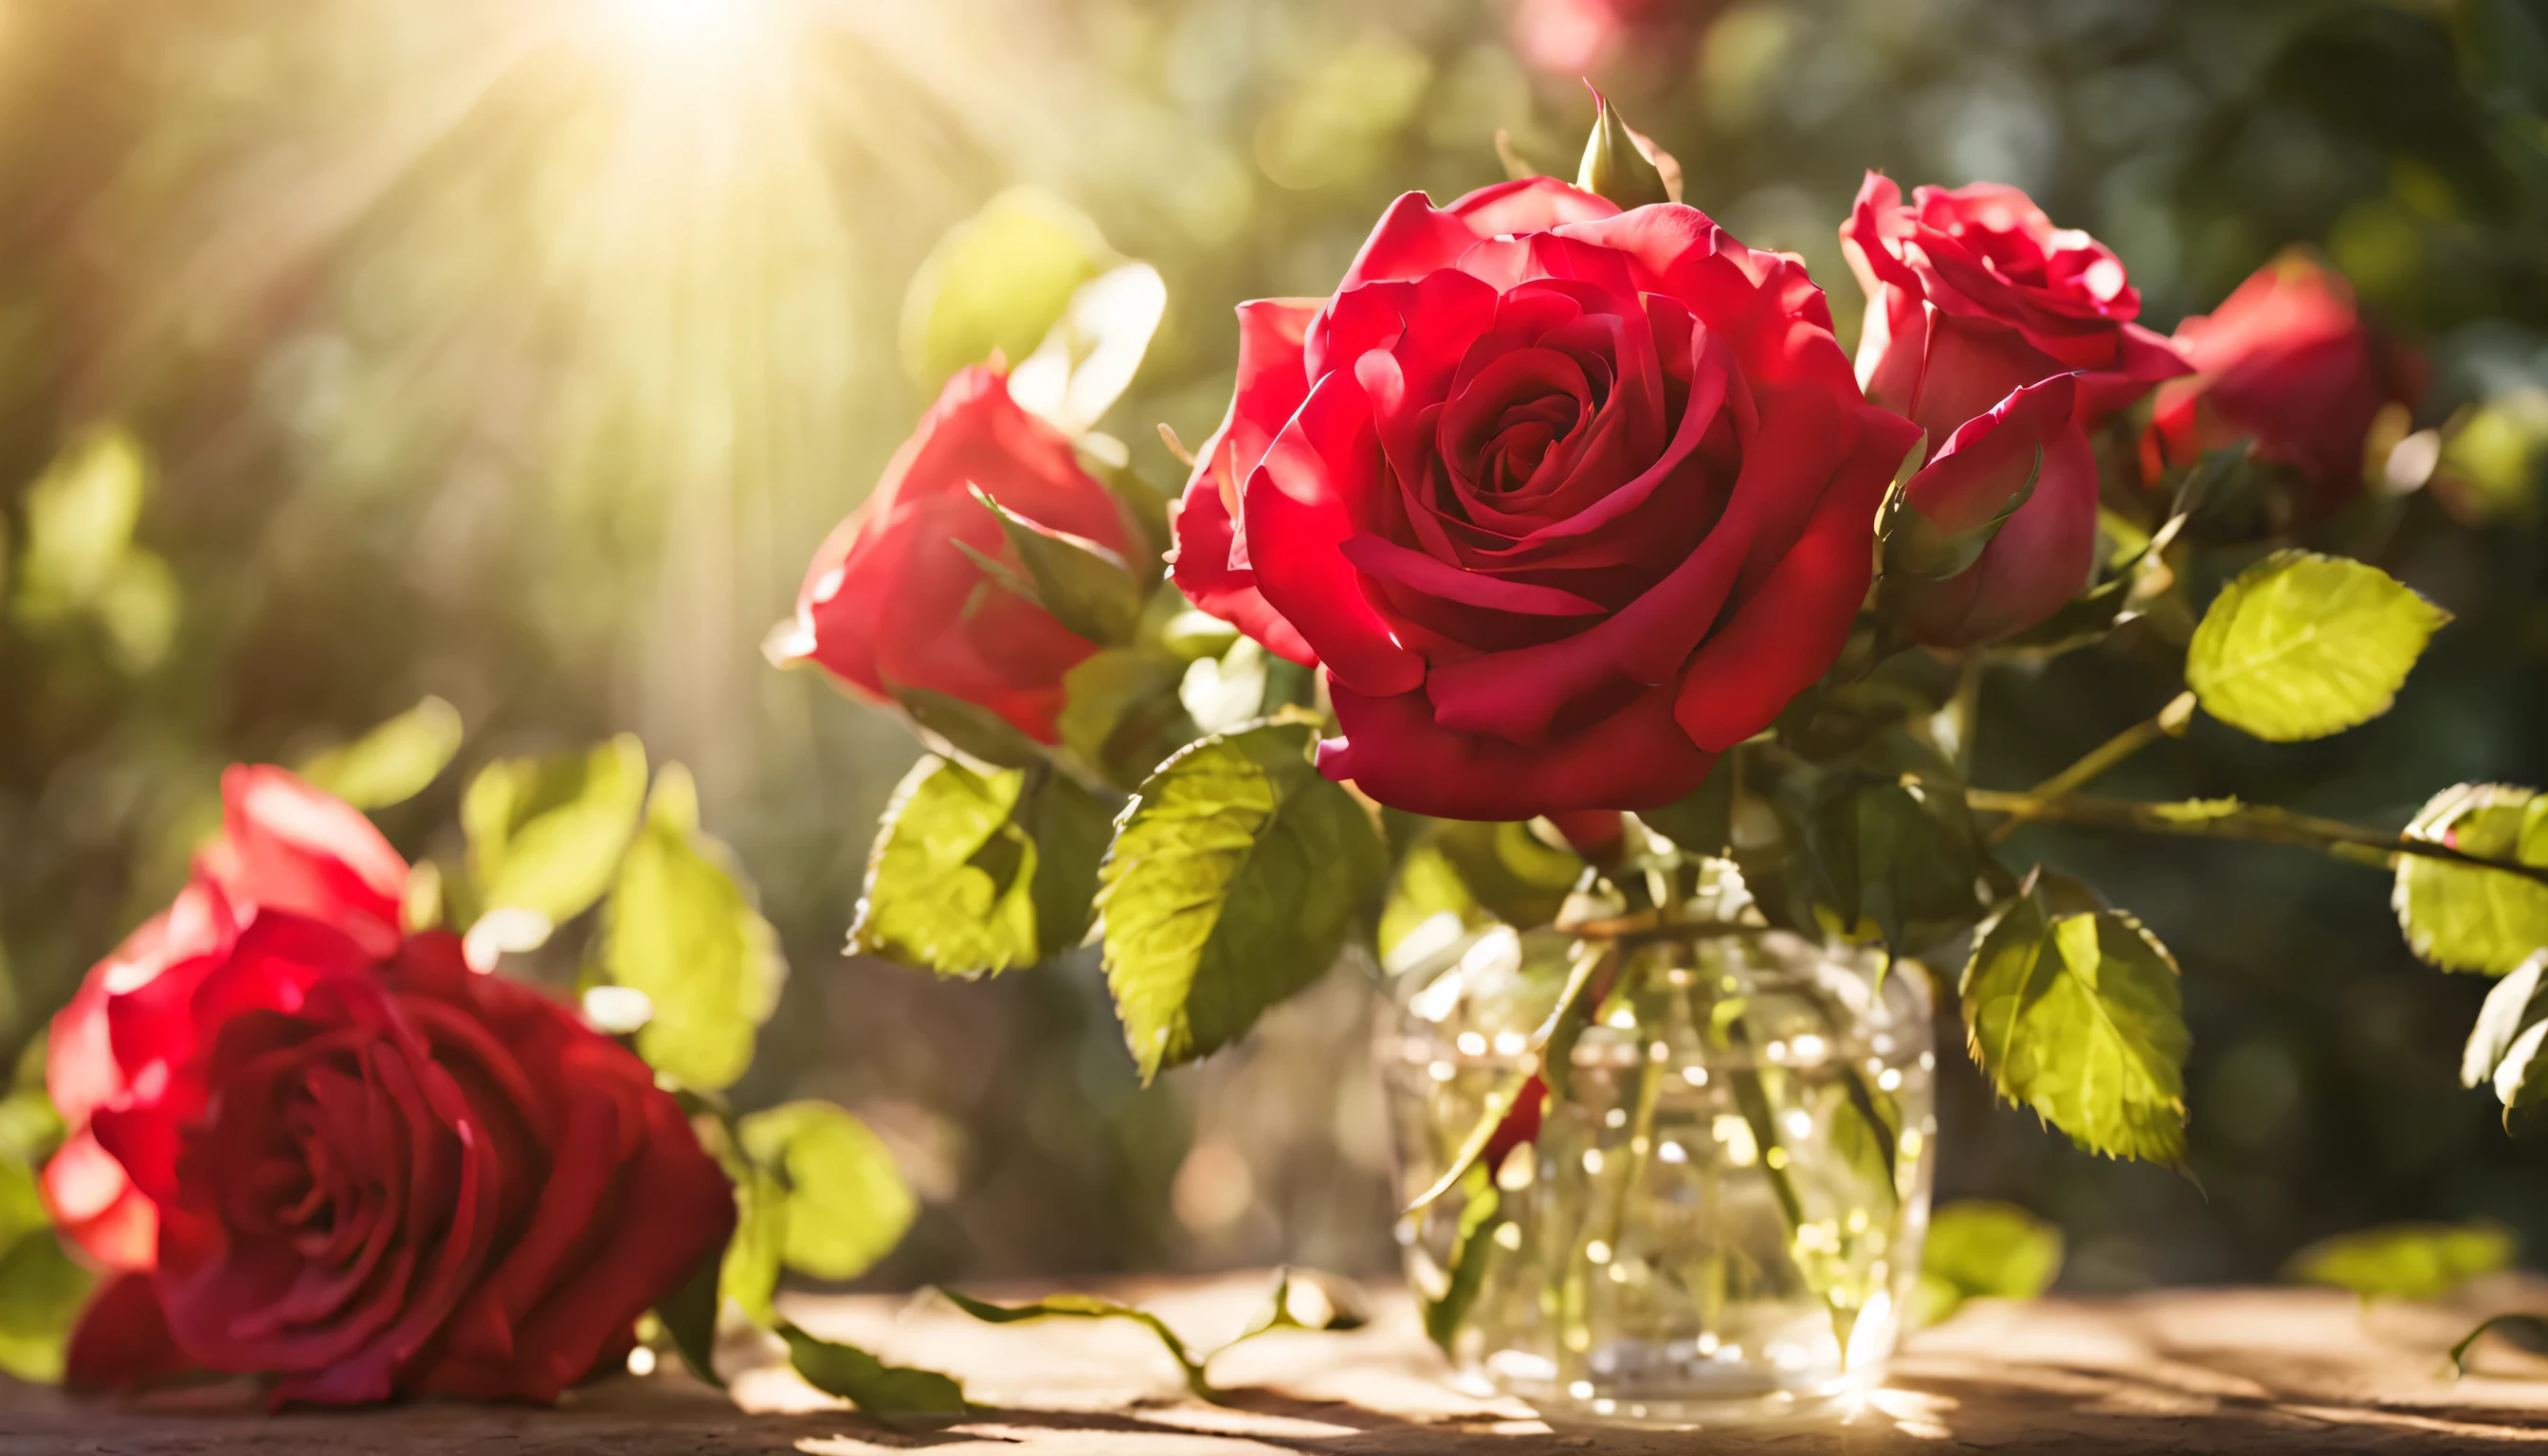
[
  {"x1": 1883, "y1": 373, "x2": 2098, "y2": 646},
  {"x1": 45, "y1": 767, "x2": 407, "y2": 1272},
  {"x1": 770, "y1": 365, "x2": 1139, "y2": 743},
  {"x1": 2141, "y1": 249, "x2": 2426, "y2": 521},
  {"x1": 1842, "y1": 173, "x2": 2189, "y2": 443},
  {"x1": 1171, "y1": 179, "x2": 1920, "y2": 820},
  {"x1": 52, "y1": 772, "x2": 734, "y2": 1406}
]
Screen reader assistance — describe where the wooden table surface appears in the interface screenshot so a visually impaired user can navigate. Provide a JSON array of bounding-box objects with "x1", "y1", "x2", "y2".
[{"x1": 11, "y1": 1271, "x2": 2548, "y2": 1453}]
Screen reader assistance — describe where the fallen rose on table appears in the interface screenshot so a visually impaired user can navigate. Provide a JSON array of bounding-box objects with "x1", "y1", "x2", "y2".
[{"x1": 3, "y1": 706, "x2": 948, "y2": 1414}]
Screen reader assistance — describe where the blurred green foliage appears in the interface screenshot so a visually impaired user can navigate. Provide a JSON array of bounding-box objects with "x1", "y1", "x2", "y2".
[
  {"x1": 0, "y1": 0, "x2": 2542, "y2": 1296},
  {"x1": 2284, "y1": 1218, "x2": 2514, "y2": 1301},
  {"x1": 1915, "y1": 1199, "x2": 2065, "y2": 1326}
]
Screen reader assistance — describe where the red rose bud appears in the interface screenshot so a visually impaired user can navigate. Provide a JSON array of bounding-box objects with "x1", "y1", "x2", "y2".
[
  {"x1": 50, "y1": 770, "x2": 734, "y2": 1407},
  {"x1": 771, "y1": 365, "x2": 1138, "y2": 744},
  {"x1": 1171, "y1": 179, "x2": 1920, "y2": 821},
  {"x1": 2142, "y1": 249, "x2": 2427, "y2": 523},
  {"x1": 1843, "y1": 173, "x2": 2189, "y2": 445},
  {"x1": 1883, "y1": 373, "x2": 2098, "y2": 647}
]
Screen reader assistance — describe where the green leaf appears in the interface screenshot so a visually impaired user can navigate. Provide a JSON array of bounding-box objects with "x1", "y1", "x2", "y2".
[
  {"x1": 0, "y1": 1048, "x2": 64, "y2": 1167},
  {"x1": 1439, "y1": 821, "x2": 1585, "y2": 930},
  {"x1": 935, "y1": 1287, "x2": 1212, "y2": 1401},
  {"x1": 1057, "y1": 647, "x2": 1194, "y2": 792},
  {"x1": 1159, "y1": 610, "x2": 1241, "y2": 663},
  {"x1": 1637, "y1": 762, "x2": 1734, "y2": 860},
  {"x1": 11, "y1": 429, "x2": 147, "y2": 622},
  {"x1": 2496, "y1": 1023, "x2": 2548, "y2": 1122},
  {"x1": 1423, "y1": 1174, "x2": 1502, "y2": 1354},
  {"x1": 2466, "y1": 952, "x2": 2548, "y2": 1090},
  {"x1": 895, "y1": 687, "x2": 1046, "y2": 771},
  {"x1": 1377, "y1": 819, "x2": 1584, "y2": 965},
  {"x1": 778, "y1": 1322, "x2": 967, "y2": 1420},
  {"x1": 0, "y1": 1157, "x2": 94, "y2": 1382},
  {"x1": 654, "y1": 1235, "x2": 726, "y2": 1387},
  {"x1": 737, "y1": 1101, "x2": 916, "y2": 1283},
  {"x1": 1574, "y1": 88, "x2": 1672, "y2": 209},
  {"x1": 1912, "y1": 1200, "x2": 2064, "y2": 1328},
  {"x1": 970, "y1": 485, "x2": 1146, "y2": 647},
  {"x1": 1960, "y1": 877, "x2": 2191, "y2": 1166},
  {"x1": 9, "y1": 429, "x2": 178, "y2": 674},
  {"x1": 2186, "y1": 551, "x2": 2449, "y2": 741},
  {"x1": 1095, "y1": 721, "x2": 1388, "y2": 1082},
  {"x1": 1376, "y1": 842, "x2": 1480, "y2": 968},
  {"x1": 601, "y1": 765, "x2": 786, "y2": 1091},
  {"x1": 2451, "y1": 1313, "x2": 2548, "y2": 1376},
  {"x1": 1019, "y1": 771, "x2": 1115, "y2": 960},
  {"x1": 1083, "y1": 453, "x2": 1175, "y2": 571},
  {"x1": 297, "y1": 696, "x2": 464, "y2": 810},
  {"x1": 2284, "y1": 1220, "x2": 2513, "y2": 1301},
  {"x1": 1228, "y1": 1266, "x2": 1369, "y2": 1344},
  {"x1": 2395, "y1": 784, "x2": 2548, "y2": 975},
  {"x1": 852, "y1": 756, "x2": 1043, "y2": 976},
  {"x1": 900, "y1": 187, "x2": 1108, "y2": 388},
  {"x1": 463, "y1": 734, "x2": 648, "y2": 929},
  {"x1": 1797, "y1": 772, "x2": 1991, "y2": 955},
  {"x1": 721, "y1": 1164, "x2": 787, "y2": 1326}
]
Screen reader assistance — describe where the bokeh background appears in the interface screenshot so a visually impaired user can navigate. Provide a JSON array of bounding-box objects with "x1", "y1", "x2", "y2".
[{"x1": 2, "y1": 0, "x2": 2545, "y2": 1294}]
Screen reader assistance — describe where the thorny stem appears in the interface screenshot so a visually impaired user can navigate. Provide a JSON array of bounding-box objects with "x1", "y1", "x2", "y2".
[{"x1": 1957, "y1": 786, "x2": 2548, "y2": 892}]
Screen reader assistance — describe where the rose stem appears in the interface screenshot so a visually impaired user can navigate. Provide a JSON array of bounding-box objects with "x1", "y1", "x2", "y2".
[
  {"x1": 1986, "y1": 690, "x2": 2194, "y2": 846},
  {"x1": 1957, "y1": 786, "x2": 2548, "y2": 891},
  {"x1": 1593, "y1": 970, "x2": 1669, "y2": 1262},
  {"x1": 1687, "y1": 974, "x2": 1805, "y2": 1232}
]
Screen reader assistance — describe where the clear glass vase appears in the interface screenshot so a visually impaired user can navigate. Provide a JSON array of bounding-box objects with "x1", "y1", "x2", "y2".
[{"x1": 1381, "y1": 885, "x2": 1936, "y2": 1429}]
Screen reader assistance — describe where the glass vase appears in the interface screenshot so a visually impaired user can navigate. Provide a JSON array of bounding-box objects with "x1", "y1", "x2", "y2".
[{"x1": 1380, "y1": 890, "x2": 1936, "y2": 1428}]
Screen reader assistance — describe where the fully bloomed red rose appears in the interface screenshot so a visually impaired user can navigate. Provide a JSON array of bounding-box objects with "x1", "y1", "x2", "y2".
[
  {"x1": 770, "y1": 365, "x2": 1139, "y2": 743},
  {"x1": 45, "y1": 766, "x2": 408, "y2": 1272},
  {"x1": 49, "y1": 769, "x2": 734, "y2": 1406},
  {"x1": 2142, "y1": 249, "x2": 2426, "y2": 523},
  {"x1": 1171, "y1": 178, "x2": 1921, "y2": 819}
]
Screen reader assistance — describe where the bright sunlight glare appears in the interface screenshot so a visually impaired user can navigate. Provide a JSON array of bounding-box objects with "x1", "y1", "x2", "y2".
[{"x1": 592, "y1": 0, "x2": 768, "y2": 66}]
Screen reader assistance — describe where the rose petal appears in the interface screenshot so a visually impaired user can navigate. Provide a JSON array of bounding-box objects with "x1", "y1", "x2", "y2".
[
  {"x1": 1893, "y1": 419, "x2": 2099, "y2": 646},
  {"x1": 64, "y1": 1273, "x2": 198, "y2": 1392},
  {"x1": 1446, "y1": 176, "x2": 1621, "y2": 234},
  {"x1": 1245, "y1": 369, "x2": 1427, "y2": 697},
  {"x1": 1338, "y1": 532, "x2": 1608, "y2": 618},
  {"x1": 1336, "y1": 191, "x2": 1491, "y2": 294},
  {"x1": 1900, "y1": 373, "x2": 2081, "y2": 533},
  {"x1": 1673, "y1": 405, "x2": 1922, "y2": 749},
  {"x1": 207, "y1": 767, "x2": 409, "y2": 958},
  {"x1": 1320, "y1": 679, "x2": 1714, "y2": 819},
  {"x1": 1169, "y1": 299, "x2": 1323, "y2": 665}
]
